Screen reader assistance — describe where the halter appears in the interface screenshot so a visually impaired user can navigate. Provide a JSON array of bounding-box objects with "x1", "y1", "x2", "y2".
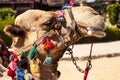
[
  {"x1": 55, "y1": 1, "x2": 94, "y2": 80},
  {"x1": 11, "y1": 2, "x2": 93, "y2": 80},
  {"x1": 67, "y1": 7, "x2": 84, "y2": 37},
  {"x1": 54, "y1": 7, "x2": 85, "y2": 47},
  {"x1": 56, "y1": 6, "x2": 93, "y2": 68}
]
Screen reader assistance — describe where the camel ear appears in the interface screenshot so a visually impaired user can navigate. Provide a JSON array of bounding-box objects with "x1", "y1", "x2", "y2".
[{"x1": 4, "y1": 24, "x2": 25, "y2": 37}]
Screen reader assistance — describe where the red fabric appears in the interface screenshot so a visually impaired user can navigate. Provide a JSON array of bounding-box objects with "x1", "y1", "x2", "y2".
[
  {"x1": 42, "y1": 39, "x2": 54, "y2": 51},
  {"x1": 12, "y1": 54, "x2": 18, "y2": 62},
  {"x1": 7, "y1": 68, "x2": 16, "y2": 80},
  {"x1": 9, "y1": 52, "x2": 19, "y2": 62},
  {"x1": 83, "y1": 68, "x2": 89, "y2": 80}
]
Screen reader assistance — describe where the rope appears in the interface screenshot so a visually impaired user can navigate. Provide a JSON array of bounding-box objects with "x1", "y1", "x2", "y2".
[
  {"x1": 14, "y1": 30, "x2": 55, "y2": 56},
  {"x1": 65, "y1": 37, "x2": 94, "y2": 80},
  {"x1": 83, "y1": 37, "x2": 94, "y2": 80}
]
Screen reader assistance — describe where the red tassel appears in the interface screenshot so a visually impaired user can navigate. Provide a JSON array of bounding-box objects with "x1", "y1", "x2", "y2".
[
  {"x1": 7, "y1": 68, "x2": 16, "y2": 80},
  {"x1": 42, "y1": 38, "x2": 54, "y2": 51},
  {"x1": 83, "y1": 68, "x2": 89, "y2": 80}
]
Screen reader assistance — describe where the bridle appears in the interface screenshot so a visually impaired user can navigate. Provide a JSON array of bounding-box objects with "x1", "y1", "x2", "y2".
[
  {"x1": 10, "y1": 6, "x2": 93, "y2": 80},
  {"x1": 54, "y1": 7, "x2": 86, "y2": 47},
  {"x1": 55, "y1": 7, "x2": 93, "y2": 75},
  {"x1": 15, "y1": 6, "x2": 87, "y2": 54},
  {"x1": 67, "y1": 7, "x2": 84, "y2": 38}
]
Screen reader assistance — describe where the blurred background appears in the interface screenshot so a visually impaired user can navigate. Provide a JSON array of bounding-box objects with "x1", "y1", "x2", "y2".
[{"x1": 0, "y1": 0, "x2": 120, "y2": 46}]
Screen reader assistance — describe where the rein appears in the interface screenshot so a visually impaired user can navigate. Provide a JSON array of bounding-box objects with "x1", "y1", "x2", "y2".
[
  {"x1": 55, "y1": 1, "x2": 94, "y2": 80},
  {"x1": 15, "y1": 30, "x2": 55, "y2": 55},
  {"x1": 10, "y1": 1, "x2": 94, "y2": 79},
  {"x1": 65, "y1": 37, "x2": 94, "y2": 80}
]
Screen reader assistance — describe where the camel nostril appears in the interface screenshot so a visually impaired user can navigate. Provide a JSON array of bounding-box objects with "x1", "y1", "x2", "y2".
[{"x1": 89, "y1": 15, "x2": 105, "y2": 31}]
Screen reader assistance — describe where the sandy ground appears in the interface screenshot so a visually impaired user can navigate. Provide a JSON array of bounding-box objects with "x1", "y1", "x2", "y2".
[
  {"x1": 58, "y1": 57, "x2": 120, "y2": 80},
  {"x1": 58, "y1": 41, "x2": 120, "y2": 80}
]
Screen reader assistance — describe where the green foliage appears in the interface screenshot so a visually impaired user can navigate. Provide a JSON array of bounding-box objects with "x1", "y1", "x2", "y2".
[
  {"x1": 0, "y1": 8, "x2": 16, "y2": 20},
  {"x1": 0, "y1": 17, "x2": 15, "y2": 47},
  {"x1": 0, "y1": 8, "x2": 16, "y2": 47},
  {"x1": 107, "y1": 4, "x2": 119, "y2": 25},
  {"x1": 78, "y1": 27, "x2": 120, "y2": 44}
]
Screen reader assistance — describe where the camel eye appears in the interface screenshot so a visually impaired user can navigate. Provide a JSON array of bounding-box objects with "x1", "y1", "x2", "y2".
[
  {"x1": 43, "y1": 17, "x2": 56, "y2": 27},
  {"x1": 44, "y1": 21, "x2": 53, "y2": 27}
]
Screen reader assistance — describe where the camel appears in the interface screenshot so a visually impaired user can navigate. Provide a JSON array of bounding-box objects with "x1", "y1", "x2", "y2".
[{"x1": 1, "y1": 6, "x2": 106, "y2": 80}]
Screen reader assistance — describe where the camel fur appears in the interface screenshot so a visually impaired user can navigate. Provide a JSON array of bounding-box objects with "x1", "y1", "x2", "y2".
[{"x1": 2, "y1": 6, "x2": 106, "y2": 80}]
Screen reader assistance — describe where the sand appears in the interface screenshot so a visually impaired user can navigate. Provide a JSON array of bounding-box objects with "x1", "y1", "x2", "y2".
[{"x1": 58, "y1": 56, "x2": 120, "y2": 80}]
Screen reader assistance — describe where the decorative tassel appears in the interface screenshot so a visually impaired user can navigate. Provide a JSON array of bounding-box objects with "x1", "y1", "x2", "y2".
[
  {"x1": 69, "y1": 0, "x2": 75, "y2": 6},
  {"x1": 9, "y1": 51, "x2": 18, "y2": 62},
  {"x1": 83, "y1": 67, "x2": 89, "y2": 80},
  {"x1": 30, "y1": 58, "x2": 40, "y2": 74},
  {"x1": 20, "y1": 50, "x2": 25, "y2": 60},
  {"x1": 9, "y1": 61, "x2": 17, "y2": 71},
  {"x1": 16, "y1": 58, "x2": 28, "y2": 80},
  {"x1": 28, "y1": 43, "x2": 38, "y2": 60},
  {"x1": 7, "y1": 50, "x2": 18, "y2": 80},
  {"x1": 61, "y1": 0, "x2": 75, "y2": 11},
  {"x1": 30, "y1": 63, "x2": 40, "y2": 73},
  {"x1": 42, "y1": 36, "x2": 54, "y2": 52},
  {"x1": 43, "y1": 50, "x2": 52, "y2": 65},
  {"x1": 16, "y1": 68, "x2": 25, "y2": 80},
  {"x1": 42, "y1": 36, "x2": 54, "y2": 66},
  {"x1": 7, "y1": 68, "x2": 16, "y2": 80},
  {"x1": 83, "y1": 61, "x2": 91, "y2": 80},
  {"x1": 7, "y1": 61, "x2": 16, "y2": 79},
  {"x1": 24, "y1": 69, "x2": 33, "y2": 80},
  {"x1": 42, "y1": 37, "x2": 47, "y2": 44},
  {"x1": 62, "y1": 4, "x2": 69, "y2": 10}
]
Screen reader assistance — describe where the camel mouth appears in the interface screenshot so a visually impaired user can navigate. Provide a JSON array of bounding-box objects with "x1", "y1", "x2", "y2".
[
  {"x1": 92, "y1": 28, "x2": 106, "y2": 38},
  {"x1": 87, "y1": 27, "x2": 106, "y2": 38},
  {"x1": 77, "y1": 23, "x2": 106, "y2": 38}
]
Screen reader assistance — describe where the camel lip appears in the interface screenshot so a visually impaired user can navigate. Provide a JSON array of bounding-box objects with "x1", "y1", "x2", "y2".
[
  {"x1": 80, "y1": 26, "x2": 106, "y2": 38},
  {"x1": 92, "y1": 30, "x2": 106, "y2": 38}
]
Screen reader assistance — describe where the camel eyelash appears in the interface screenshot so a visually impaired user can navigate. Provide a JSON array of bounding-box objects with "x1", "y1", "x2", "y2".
[
  {"x1": 44, "y1": 21, "x2": 53, "y2": 26},
  {"x1": 43, "y1": 17, "x2": 56, "y2": 27}
]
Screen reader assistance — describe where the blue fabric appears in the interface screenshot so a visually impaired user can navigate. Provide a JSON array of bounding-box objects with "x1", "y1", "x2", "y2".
[
  {"x1": 43, "y1": 56, "x2": 52, "y2": 65},
  {"x1": 9, "y1": 55, "x2": 13, "y2": 61},
  {"x1": 61, "y1": 4, "x2": 68, "y2": 10},
  {"x1": 16, "y1": 68, "x2": 25, "y2": 80}
]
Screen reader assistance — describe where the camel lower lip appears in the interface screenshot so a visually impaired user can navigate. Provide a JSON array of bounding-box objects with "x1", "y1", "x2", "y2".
[{"x1": 92, "y1": 31, "x2": 106, "y2": 38}]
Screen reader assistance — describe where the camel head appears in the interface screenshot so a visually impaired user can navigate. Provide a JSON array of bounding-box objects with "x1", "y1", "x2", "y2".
[{"x1": 3, "y1": 6, "x2": 106, "y2": 80}]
